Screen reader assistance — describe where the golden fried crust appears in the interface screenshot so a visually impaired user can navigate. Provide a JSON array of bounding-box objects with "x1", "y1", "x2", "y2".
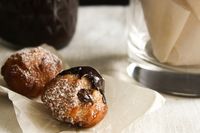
[
  {"x1": 1, "y1": 47, "x2": 63, "y2": 98},
  {"x1": 42, "y1": 74, "x2": 107, "y2": 128}
]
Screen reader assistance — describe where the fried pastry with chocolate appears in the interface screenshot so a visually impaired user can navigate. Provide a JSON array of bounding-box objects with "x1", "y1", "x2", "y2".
[{"x1": 41, "y1": 66, "x2": 108, "y2": 128}]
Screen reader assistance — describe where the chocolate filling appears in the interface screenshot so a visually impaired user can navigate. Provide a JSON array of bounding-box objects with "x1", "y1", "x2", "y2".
[
  {"x1": 59, "y1": 66, "x2": 107, "y2": 103},
  {"x1": 77, "y1": 89, "x2": 93, "y2": 103}
]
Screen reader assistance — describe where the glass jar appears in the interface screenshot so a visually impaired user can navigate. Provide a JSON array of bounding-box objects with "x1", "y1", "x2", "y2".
[
  {"x1": 0, "y1": 0, "x2": 78, "y2": 49},
  {"x1": 127, "y1": 0, "x2": 200, "y2": 96}
]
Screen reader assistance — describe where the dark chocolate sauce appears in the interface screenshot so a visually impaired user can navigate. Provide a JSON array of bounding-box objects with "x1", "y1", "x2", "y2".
[
  {"x1": 59, "y1": 66, "x2": 107, "y2": 103},
  {"x1": 77, "y1": 89, "x2": 93, "y2": 103}
]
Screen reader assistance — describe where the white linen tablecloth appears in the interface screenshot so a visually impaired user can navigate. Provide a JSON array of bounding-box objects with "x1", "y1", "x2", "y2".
[{"x1": 0, "y1": 6, "x2": 200, "y2": 133}]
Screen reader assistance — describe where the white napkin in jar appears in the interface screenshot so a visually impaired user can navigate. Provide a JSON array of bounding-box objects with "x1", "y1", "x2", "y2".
[{"x1": 141, "y1": 0, "x2": 200, "y2": 66}]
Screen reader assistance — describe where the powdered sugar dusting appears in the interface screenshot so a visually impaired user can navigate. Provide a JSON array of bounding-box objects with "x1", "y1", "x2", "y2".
[
  {"x1": 8, "y1": 47, "x2": 62, "y2": 79},
  {"x1": 9, "y1": 64, "x2": 34, "y2": 86},
  {"x1": 11, "y1": 47, "x2": 62, "y2": 73},
  {"x1": 42, "y1": 77, "x2": 80, "y2": 123}
]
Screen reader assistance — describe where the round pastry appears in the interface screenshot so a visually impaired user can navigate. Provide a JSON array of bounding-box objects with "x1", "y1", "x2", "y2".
[
  {"x1": 1, "y1": 47, "x2": 63, "y2": 98},
  {"x1": 41, "y1": 66, "x2": 108, "y2": 128}
]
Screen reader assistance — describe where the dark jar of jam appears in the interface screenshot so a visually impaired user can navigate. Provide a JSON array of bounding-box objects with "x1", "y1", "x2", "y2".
[{"x1": 0, "y1": 0, "x2": 78, "y2": 49}]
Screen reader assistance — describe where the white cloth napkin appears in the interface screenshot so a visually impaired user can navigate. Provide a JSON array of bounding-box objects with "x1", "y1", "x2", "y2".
[{"x1": 141, "y1": 0, "x2": 200, "y2": 66}]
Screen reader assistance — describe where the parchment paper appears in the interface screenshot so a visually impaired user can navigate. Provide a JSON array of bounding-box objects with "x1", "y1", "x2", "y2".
[
  {"x1": 0, "y1": 45, "x2": 165, "y2": 132},
  {"x1": 0, "y1": 75, "x2": 164, "y2": 133},
  {"x1": 141, "y1": 0, "x2": 200, "y2": 66}
]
